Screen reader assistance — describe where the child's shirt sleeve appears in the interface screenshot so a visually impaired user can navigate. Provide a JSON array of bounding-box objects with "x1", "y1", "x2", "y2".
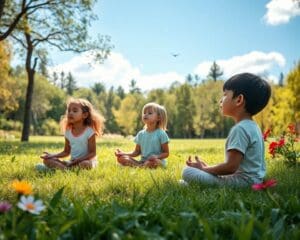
[
  {"x1": 226, "y1": 125, "x2": 249, "y2": 155},
  {"x1": 86, "y1": 127, "x2": 96, "y2": 139},
  {"x1": 159, "y1": 130, "x2": 170, "y2": 144},
  {"x1": 134, "y1": 130, "x2": 142, "y2": 145}
]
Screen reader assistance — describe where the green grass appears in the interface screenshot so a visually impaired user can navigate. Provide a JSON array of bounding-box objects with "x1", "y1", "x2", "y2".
[{"x1": 0, "y1": 136, "x2": 299, "y2": 239}]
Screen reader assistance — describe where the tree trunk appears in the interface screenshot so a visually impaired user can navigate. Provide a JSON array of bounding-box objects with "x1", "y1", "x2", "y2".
[
  {"x1": 21, "y1": 67, "x2": 34, "y2": 141},
  {"x1": 21, "y1": 33, "x2": 37, "y2": 141}
]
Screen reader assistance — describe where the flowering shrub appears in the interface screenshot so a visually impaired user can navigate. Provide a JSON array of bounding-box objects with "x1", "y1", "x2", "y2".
[{"x1": 263, "y1": 124, "x2": 299, "y2": 166}]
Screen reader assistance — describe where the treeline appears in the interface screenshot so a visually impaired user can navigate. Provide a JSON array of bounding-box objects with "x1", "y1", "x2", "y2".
[{"x1": 1, "y1": 42, "x2": 299, "y2": 139}]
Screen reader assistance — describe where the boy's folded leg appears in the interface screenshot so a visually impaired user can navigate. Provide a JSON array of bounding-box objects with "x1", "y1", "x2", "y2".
[{"x1": 182, "y1": 166, "x2": 220, "y2": 185}]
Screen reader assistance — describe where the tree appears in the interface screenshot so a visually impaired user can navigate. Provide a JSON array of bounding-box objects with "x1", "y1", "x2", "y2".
[
  {"x1": 185, "y1": 74, "x2": 193, "y2": 84},
  {"x1": 104, "y1": 87, "x2": 119, "y2": 133},
  {"x1": 0, "y1": 0, "x2": 30, "y2": 41},
  {"x1": 1, "y1": 0, "x2": 112, "y2": 141},
  {"x1": 114, "y1": 94, "x2": 144, "y2": 135},
  {"x1": 267, "y1": 86, "x2": 295, "y2": 135},
  {"x1": 286, "y1": 61, "x2": 300, "y2": 134},
  {"x1": 116, "y1": 86, "x2": 125, "y2": 99},
  {"x1": 193, "y1": 81, "x2": 227, "y2": 138},
  {"x1": 65, "y1": 72, "x2": 77, "y2": 95},
  {"x1": 92, "y1": 82, "x2": 106, "y2": 96},
  {"x1": 174, "y1": 84, "x2": 195, "y2": 138},
  {"x1": 278, "y1": 72, "x2": 284, "y2": 87},
  {"x1": 207, "y1": 61, "x2": 223, "y2": 81},
  {"x1": 147, "y1": 89, "x2": 166, "y2": 105},
  {"x1": 129, "y1": 79, "x2": 141, "y2": 94},
  {"x1": 51, "y1": 71, "x2": 58, "y2": 86},
  {"x1": 0, "y1": 41, "x2": 20, "y2": 113},
  {"x1": 60, "y1": 71, "x2": 65, "y2": 90}
]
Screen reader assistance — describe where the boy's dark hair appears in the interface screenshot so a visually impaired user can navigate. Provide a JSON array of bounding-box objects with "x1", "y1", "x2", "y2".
[{"x1": 223, "y1": 73, "x2": 271, "y2": 115}]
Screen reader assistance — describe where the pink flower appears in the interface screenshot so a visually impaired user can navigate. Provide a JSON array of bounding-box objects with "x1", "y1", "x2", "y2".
[
  {"x1": 252, "y1": 179, "x2": 277, "y2": 191},
  {"x1": 0, "y1": 201, "x2": 12, "y2": 213}
]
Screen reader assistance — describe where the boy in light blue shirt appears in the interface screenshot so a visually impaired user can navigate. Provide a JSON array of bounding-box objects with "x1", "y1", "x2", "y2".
[{"x1": 181, "y1": 73, "x2": 271, "y2": 187}]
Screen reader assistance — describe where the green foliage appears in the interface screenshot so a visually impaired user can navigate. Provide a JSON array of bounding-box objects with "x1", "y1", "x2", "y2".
[
  {"x1": 0, "y1": 137, "x2": 299, "y2": 239},
  {"x1": 1, "y1": 56, "x2": 300, "y2": 138},
  {"x1": 0, "y1": 41, "x2": 20, "y2": 113},
  {"x1": 286, "y1": 62, "x2": 300, "y2": 121},
  {"x1": 193, "y1": 80, "x2": 226, "y2": 137},
  {"x1": 268, "y1": 86, "x2": 294, "y2": 135},
  {"x1": 40, "y1": 119, "x2": 61, "y2": 136},
  {"x1": 114, "y1": 94, "x2": 145, "y2": 135},
  {"x1": 0, "y1": 118, "x2": 22, "y2": 131},
  {"x1": 174, "y1": 84, "x2": 195, "y2": 138}
]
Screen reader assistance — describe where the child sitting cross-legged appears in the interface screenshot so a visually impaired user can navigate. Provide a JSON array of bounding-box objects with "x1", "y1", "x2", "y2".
[
  {"x1": 38, "y1": 98, "x2": 105, "y2": 170},
  {"x1": 181, "y1": 73, "x2": 271, "y2": 187},
  {"x1": 115, "y1": 102, "x2": 169, "y2": 168}
]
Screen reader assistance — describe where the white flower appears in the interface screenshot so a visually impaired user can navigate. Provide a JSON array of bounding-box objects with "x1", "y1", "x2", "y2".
[{"x1": 17, "y1": 195, "x2": 45, "y2": 215}]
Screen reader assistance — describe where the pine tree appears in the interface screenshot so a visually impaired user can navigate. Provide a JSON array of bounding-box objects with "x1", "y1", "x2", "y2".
[
  {"x1": 129, "y1": 79, "x2": 141, "y2": 94},
  {"x1": 65, "y1": 72, "x2": 77, "y2": 95},
  {"x1": 207, "y1": 61, "x2": 223, "y2": 81}
]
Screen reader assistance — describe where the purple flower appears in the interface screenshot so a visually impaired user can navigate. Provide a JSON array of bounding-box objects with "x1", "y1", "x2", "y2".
[{"x1": 0, "y1": 201, "x2": 12, "y2": 213}]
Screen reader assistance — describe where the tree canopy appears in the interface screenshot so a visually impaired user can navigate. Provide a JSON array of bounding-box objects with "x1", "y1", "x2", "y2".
[{"x1": 1, "y1": 0, "x2": 112, "y2": 141}]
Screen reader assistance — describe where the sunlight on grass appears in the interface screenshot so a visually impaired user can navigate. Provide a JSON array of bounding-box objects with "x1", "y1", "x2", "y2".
[{"x1": 0, "y1": 137, "x2": 299, "y2": 238}]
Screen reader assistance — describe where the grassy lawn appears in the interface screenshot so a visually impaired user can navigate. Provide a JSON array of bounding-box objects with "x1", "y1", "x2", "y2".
[{"x1": 0, "y1": 136, "x2": 299, "y2": 239}]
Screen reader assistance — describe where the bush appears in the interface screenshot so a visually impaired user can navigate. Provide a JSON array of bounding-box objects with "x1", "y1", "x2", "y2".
[
  {"x1": 40, "y1": 119, "x2": 60, "y2": 136},
  {"x1": 0, "y1": 118, "x2": 22, "y2": 131}
]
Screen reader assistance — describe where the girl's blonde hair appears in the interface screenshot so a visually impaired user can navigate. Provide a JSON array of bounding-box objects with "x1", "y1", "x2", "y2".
[
  {"x1": 60, "y1": 98, "x2": 105, "y2": 136},
  {"x1": 142, "y1": 102, "x2": 168, "y2": 130}
]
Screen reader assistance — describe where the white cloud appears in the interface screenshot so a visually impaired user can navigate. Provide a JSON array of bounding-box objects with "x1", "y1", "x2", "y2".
[
  {"x1": 49, "y1": 52, "x2": 184, "y2": 92},
  {"x1": 263, "y1": 0, "x2": 300, "y2": 25},
  {"x1": 49, "y1": 50, "x2": 286, "y2": 92},
  {"x1": 193, "y1": 51, "x2": 286, "y2": 82}
]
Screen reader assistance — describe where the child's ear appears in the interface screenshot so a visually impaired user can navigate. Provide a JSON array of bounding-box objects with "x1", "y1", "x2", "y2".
[{"x1": 236, "y1": 94, "x2": 245, "y2": 106}]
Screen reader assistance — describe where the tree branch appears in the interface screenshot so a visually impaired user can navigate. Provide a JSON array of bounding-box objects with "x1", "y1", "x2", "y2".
[
  {"x1": 11, "y1": 33, "x2": 27, "y2": 48},
  {"x1": 0, "y1": 0, "x2": 27, "y2": 41},
  {"x1": 0, "y1": 0, "x2": 5, "y2": 21},
  {"x1": 0, "y1": 0, "x2": 57, "y2": 41},
  {"x1": 32, "y1": 30, "x2": 63, "y2": 46}
]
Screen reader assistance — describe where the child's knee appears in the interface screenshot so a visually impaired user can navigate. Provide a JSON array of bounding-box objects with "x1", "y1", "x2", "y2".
[
  {"x1": 117, "y1": 156, "x2": 126, "y2": 164},
  {"x1": 78, "y1": 160, "x2": 97, "y2": 169},
  {"x1": 182, "y1": 166, "x2": 196, "y2": 181}
]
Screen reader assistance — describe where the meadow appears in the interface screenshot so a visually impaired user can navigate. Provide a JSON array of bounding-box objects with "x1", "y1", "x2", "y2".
[{"x1": 0, "y1": 136, "x2": 299, "y2": 239}]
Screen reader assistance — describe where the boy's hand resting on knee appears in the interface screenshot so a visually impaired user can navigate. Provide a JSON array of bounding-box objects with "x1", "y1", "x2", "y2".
[
  {"x1": 40, "y1": 152, "x2": 55, "y2": 160},
  {"x1": 186, "y1": 156, "x2": 207, "y2": 169},
  {"x1": 115, "y1": 149, "x2": 125, "y2": 158}
]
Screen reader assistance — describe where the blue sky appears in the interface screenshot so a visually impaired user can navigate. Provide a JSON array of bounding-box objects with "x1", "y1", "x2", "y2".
[{"x1": 49, "y1": 0, "x2": 300, "y2": 92}]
